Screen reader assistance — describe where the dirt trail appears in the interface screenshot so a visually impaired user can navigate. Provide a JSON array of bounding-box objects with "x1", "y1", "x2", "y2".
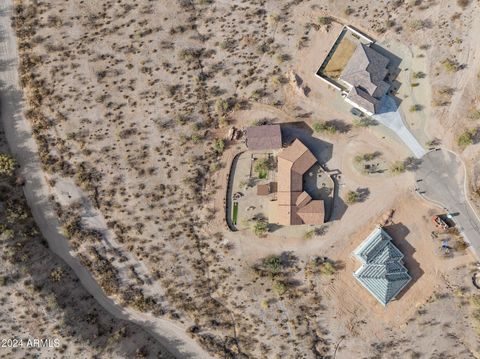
[{"x1": 0, "y1": 1, "x2": 210, "y2": 358}]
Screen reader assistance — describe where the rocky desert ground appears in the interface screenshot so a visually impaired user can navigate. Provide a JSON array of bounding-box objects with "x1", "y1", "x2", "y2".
[{"x1": 1, "y1": 0, "x2": 480, "y2": 358}]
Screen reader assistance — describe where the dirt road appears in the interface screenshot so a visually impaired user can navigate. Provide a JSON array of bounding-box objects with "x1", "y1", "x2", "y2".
[{"x1": 0, "y1": 1, "x2": 210, "y2": 358}]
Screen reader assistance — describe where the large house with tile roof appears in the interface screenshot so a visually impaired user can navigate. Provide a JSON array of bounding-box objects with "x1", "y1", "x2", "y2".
[
  {"x1": 276, "y1": 139, "x2": 325, "y2": 226},
  {"x1": 339, "y1": 43, "x2": 391, "y2": 116}
]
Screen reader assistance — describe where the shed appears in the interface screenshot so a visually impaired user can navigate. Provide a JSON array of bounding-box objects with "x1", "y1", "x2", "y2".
[{"x1": 246, "y1": 125, "x2": 282, "y2": 150}]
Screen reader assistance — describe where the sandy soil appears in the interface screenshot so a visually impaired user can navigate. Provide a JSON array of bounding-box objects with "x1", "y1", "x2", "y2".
[{"x1": 5, "y1": 0, "x2": 480, "y2": 357}]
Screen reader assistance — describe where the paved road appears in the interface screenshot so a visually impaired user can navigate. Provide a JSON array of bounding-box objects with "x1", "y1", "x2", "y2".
[
  {"x1": 416, "y1": 150, "x2": 480, "y2": 255},
  {"x1": 373, "y1": 96, "x2": 427, "y2": 159},
  {"x1": 0, "y1": 2, "x2": 209, "y2": 358}
]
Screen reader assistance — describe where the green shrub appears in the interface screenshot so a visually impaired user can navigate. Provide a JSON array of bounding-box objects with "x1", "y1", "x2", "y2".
[
  {"x1": 212, "y1": 138, "x2": 225, "y2": 154},
  {"x1": 214, "y1": 98, "x2": 229, "y2": 114},
  {"x1": 253, "y1": 219, "x2": 268, "y2": 237},
  {"x1": 345, "y1": 190, "x2": 359, "y2": 205},
  {"x1": 313, "y1": 122, "x2": 337, "y2": 134},
  {"x1": 254, "y1": 158, "x2": 271, "y2": 177},
  {"x1": 263, "y1": 255, "x2": 282, "y2": 272},
  {"x1": 457, "y1": 129, "x2": 476, "y2": 148},
  {"x1": 319, "y1": 261, "x2": 336, "y2": 275}
]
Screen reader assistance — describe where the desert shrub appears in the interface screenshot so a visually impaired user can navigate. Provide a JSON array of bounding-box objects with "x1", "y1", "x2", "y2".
[
  {"x1": 457, "y1": 0, "x2": 469, "y2": 8},
  {"x1": 313, "y1": 122, "x2": 337, "y2": 134},
  {"x1": 442, "y1": 58, "x2": 460, "y2": 73},
  {"x1": 50, "y1": 267, "x2": 64, "y2": 282},
  {"x1": 0, "y1": 154, "x2": 16, "y2": 176},
  {"x1": 272, "y1": 280, "x2": 288, "y2": 295},
  {"x1": 345, "y1": 190, "x2": 359, "y2": 205},
  {"x1": 344, "y1": 6, "x2": 354, "y2": 15},
  {"x1": 469, "y1": 108, "x2": 480, "y2": 120},
  {"x1": 212, "y1": 138, "x2": 225, "y2": 154},
  {"x1": 254, "y1": 157, "x2": 271, "y2": 177},
  {"x1": 214, "y1": 98, "x2": 229, "y2": 114},
  {"x1": 319, "y1": 261, "x2": 336, "y2": 275},
  {"x1": 318, "y1": 16, "x2": 332, "y2": 26},
  {"x1": 253, "y1": 219, "x2": 268, "y2": 237},
  {"x1": 452, "y1": 238, "x2": 468, "y2": 251},
  {"x1": 409, "y1": 19, "x2": 426, "y2": 30},
  {"x1": 413, "y1": 71, "x2": 426, "y2": 79},
  {"x1": 471, "y1": 295, "x2": 480, "y2": 308},
  {"x1": 409, "y1": 104, "x2": 422, "y2": 112},
  {"x1": 390, "y1": 161, "x2": 406, "y2": 174},
  {"x1": 304, "y1": 229, "x2": 315, "y2": 240},
  {"x1": 457, "y1": 129, "x2": 476, "y2": 148},
  {"x1": 355, "y1": 152, "x2": 379, "y2": 164},
  {"x1": 353, "y1": 117, "x2": 376, "y2": 127},
  {"x1": 262, "y1": 255, "x2": 282, "y2": 273}
]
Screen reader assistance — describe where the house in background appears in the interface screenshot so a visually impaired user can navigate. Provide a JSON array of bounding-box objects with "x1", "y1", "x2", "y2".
[
  {"x1": 353, "y1": 226, "x2": 411, "y2": 306},
  {"x1": 339, "y1": 43, "x2": 391, "y2": 116},
  {"x1": 276, "y1": 139, "x2": 325, "y2": 226},
  {"x1": 245, "y1": 124, "x2": 282, "y2": 150}
]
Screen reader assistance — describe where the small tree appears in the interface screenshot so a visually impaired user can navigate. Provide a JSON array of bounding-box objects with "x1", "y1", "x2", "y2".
[{"x1": 0, "y1": 154, "x2": 16, "y2": 176}]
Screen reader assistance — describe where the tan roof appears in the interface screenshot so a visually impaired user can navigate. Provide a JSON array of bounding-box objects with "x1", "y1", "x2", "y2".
[
  {"x1": 277, "y1": 191, "x2": 301, "y2": 206},
  {"x1": 277, "y1": 158, "x2": 303, "y2": 192},
  {"x1": 276, "y1": 139, "x2": 324, "y2": 226},
  {"x1": 246, "y1": 125, "x2": 282, "y2": 150},
  {"x1": 296, "y1": 191, "x2": 312, "y2": 208},
  {"x1": 277, "y1": 204, "x2": 303, "y2": 225},
  {"x1": 278, "y1": 139, "x2": 317, "y2": 173},
  {"x1": 297, "y1": 200, "x2": 325, "y2": 225}
]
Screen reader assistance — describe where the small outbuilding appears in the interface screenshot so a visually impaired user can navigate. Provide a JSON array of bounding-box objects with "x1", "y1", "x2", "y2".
[
  {"x1": 246, "y1": 124, "x2": 282, "y2": 150},
  {"x1": 257, "y1": 183, "x2": 271, "y2": 196}
]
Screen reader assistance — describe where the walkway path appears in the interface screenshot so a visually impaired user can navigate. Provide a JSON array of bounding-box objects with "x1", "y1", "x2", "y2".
[
  {"x1": 0, "y1": 1, "x2": 209, "y2": 358},
  {"x1": 416, "y1": 150, "x2": 480, "y2": 256},
  {"x1": 373, "y1": 95, "x2": 427, "y2": 158}
]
